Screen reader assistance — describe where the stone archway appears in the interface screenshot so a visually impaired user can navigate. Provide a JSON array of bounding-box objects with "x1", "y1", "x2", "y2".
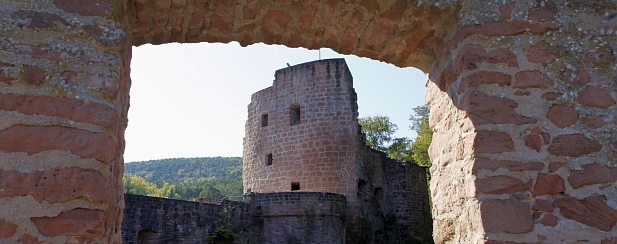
[{"x1": 0, "y1": 0, "x2": 616, "y2": 243}]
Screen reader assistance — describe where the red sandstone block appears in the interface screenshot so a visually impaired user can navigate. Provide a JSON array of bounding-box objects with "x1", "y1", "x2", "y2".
[
  {"x1": 481, "y1": 199, "x2": 533, "y2": 234},
  {"x1": 12, "y1": 10, "x2": 70, "y2": 28},
  {"x1": 474, "y1": 131, "x2": 514, "y2": 153},
  {"x1": 568, "y1": 164, "x2": 617, "y2": 189},
  {"x1": 539, "y1": 213, "x2": 558, "y2": 226},
  {"x1": 458, "y1": 71, "x2": 511, "y2": 94},
  {"x1": 446, "y1": 21, "x2": 557, "y2": 51},
  {"x1": 548, "y1": 162, "x2": 562, "y2": 172},
  {"x1": 0, "y1": 219, "x2": 17, "y2": 239},
  {"x1": 499, "y1": 2, "x2": 516, "y2": 20},
  {"x1": 0, "y1": 125, "x2": 115, "y2": 163},
  {"x1": 532, "y1": 199, "x2": 554, "y2": 212},
  {"x1": 261, "y1": 10, "x2": 291, "y2": 43},
  {"x1": 584, "y1": 115, "x2": 617, "y2": 129},
  {"x1": 0, "y1": 93, "x2": 116, "y2": 128},
  {"x1": 577, "y1": 86, "x2": 616, "y2": 108},
  {"x1": 18, "y1": 234, "x2": 40, "y2": 243},
  {"x1": 546, "y1": 105, "x2": 578, "y2": 128},
  {"x1": 476, "y1": 176, "x2": 525, "y2": 194},
  {"x1": 553, "y1": 195, "x2": 617, "y2": 232},
  {"x1": 602, "y1": 237, "x2": 617, "y2": 244},
  {"x1": 32, "y1": 208, "x2": 105, "y2": 237},
  {"x1": 533, "y1": 173, "x2": 565, "y2": 196},
  {"x1": 0, "y1": 167, "x2": 111, "y2": 204},
  {"x1": 514, "y1": 70, "x2": 554, "y2": 89},
  {"x1": 461, "y1": 91, "x2": 536, "y2": 125},
  {"x1": 473, "y1": 158, "x2": 544, "y2": 173},
  {"x1": 528, "y1": 41, "x2": 559, "y2": 65},
  {"x1": 210, "y1": 0, "x2": 235, "y2": 31},
  {"x1": 547, "y1": 133, "x2": 601, "y2": 157},
  {"x1": 541, "y1": 92, "x2": 562, "y2": 100},
  {"x1": 23, "y1": 65, "x2": 45, "y2": 85}
]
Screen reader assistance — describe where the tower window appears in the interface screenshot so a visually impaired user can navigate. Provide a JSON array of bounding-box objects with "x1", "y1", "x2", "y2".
[
  {"x1": 266, "y1": 153, "x2": 273, "y2": 166},
  {"x1": 290, "y1": 103, "x2": 300, "y2": 126},
  {"x1": 291, "y1": 182, "x2": 300, "y2": 191},
  {"x1": 262, "y1": 114, "x2": 268, "y2": 127}
]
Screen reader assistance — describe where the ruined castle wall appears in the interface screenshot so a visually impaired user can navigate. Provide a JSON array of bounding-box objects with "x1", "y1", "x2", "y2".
[
  {"x1": 122, "y1": 192, "x2": 346, "y2": 244},
  {"x1": 249, "y1": 192, "x2": 346, "y2": 244},
  {"x1": 243, "y1": 59, "x2": 359, "y2": 209},
  {"x1": 427, "y1": 1, "x2": 617, "y2": 243}
]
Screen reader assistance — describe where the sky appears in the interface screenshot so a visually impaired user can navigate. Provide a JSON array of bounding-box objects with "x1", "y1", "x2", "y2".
[{"x1": 125, "y1": 42, "x2": 427, "y2": 163}]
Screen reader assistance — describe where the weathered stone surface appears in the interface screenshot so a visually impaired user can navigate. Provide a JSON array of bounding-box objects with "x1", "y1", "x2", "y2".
[
  {"x1": 53, "y1": 0, "x2": 123, "y2": 17},
  {"x1": 0, "y1": 93, "x2": 116, "y2": 128},
  {"x1": 0, "y1": 62, "x2": 18, "y2": 85},
  {"x1": 0, "y1": 219, "x2": 17, "y2": 239},
  {"x1": 462, "y1": 91, "x2": 536, "y2": 125},
  {"x1": 568, "y1": 164, "x2": 617, "y2": 189},
  {"x1": 476, "y1": 176, "x2": 525, "y2": 194},
  {"x1": 32, "y1": 209, "x2": 105, "y2": 237},
  {"x1": 528, "y1": 40, "x2": 559, "y2": 65},
  {"x1": 474, "y1": 131, "x2": 514, "y2": 153},
  {"x1": 553, "y1": 195, "x2": 617, "y2": 232},
  {"x1": 584, "y1": 115, "x2": 617, "y2": 129},
  {"x1": 0, "y1": 125, "x2": 115, "y2": 163},
  {"x1": 541, "y1": 92, "x2": 562, "y2": 100},
  {"x1": 533, "y1": 173, "x2": 565, "y2": 196},
  {"x1": 481, "y1": 199, "x2": 533, "y2": 234},
  {"x1": 533, "y1": 199, "x2": 554, "y2": 213},
  {"x1": 18, "y1": 234, "x2": 40, "y2": 243},
  {"x1": 458, "y1": 72, "x2": 511, "y2": 93},
  {"x1": 561, "y1": 68, "x2": 590, "y2": 86},
  {"x1": 262, "y1": 10, "x2": 293, "y2": 43},
  {"x1": 514, "y1": 70, "x2": 554, "y2": 89},
  {"x1": 0, "y1": 168, "x2": 111, "y2": 204},
  {"x1": 433, "y1": 218, "x2": 455, "y2": 244},
  {"x1": 13, "y1": 10, "x2": 70, "y2": 28},
  {"x1": 577, "y1": 86, "x2": 616, "y2": 108},
  {"x1": 548, "y1": 162, "x2": 562, "y2": 172},
  {"x1": 528, "y1": 0, "x2": 557, "y2": 21},
  {"x1": 602, "y1": 237, "x2": 617, "y2": 244},
  {"x1": 546, "y1": 105, "x2": 578, "y2": 128},
  {"x1": 446, "y1": 21, "x2": 558, "y2": 51},
  {"x1": 522, "y1": 127, "x2": 550, "y2": 153},
  {"x1": 547, "y1": 133, "x2": 602, "y2": 157},
  {"x1": 23, "y1": 65, "x2": 45, "y2": 85},
  {"x1": 539, "y1": 213, "x2": 558, "y2": 226},
  {"x1": 473, "y1": 158, "x2": 544, "y2": 173}
]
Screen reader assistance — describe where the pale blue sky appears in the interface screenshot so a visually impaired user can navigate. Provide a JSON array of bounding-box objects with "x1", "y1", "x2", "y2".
[{"x1": 125, "y1": 42, "x2": 427, "y2": 162}]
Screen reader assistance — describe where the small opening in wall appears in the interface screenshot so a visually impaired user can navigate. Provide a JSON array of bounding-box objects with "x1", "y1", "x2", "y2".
[
  {"x1": 290, "y1": 103, "x2": 300, "y2": 126},
  {"x1": 262, "y1": 114, "x2": 268, "y2": 127},
  {"x1": 246, "y1": 188, "x2": 252, "y2": 193},
  {"x1": 266, "y1": 153, "x2": 273, "y2": 166},
  {"x1": 291, "y1": 182, "x2": 300, "y2": 191}
]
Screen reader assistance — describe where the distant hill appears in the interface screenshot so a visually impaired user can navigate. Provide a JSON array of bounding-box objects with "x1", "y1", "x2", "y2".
[
  {"x1": 125, "y1": 157, "x2": 242, "y2": 183},
  {"x1": 123, "y1": 157, "x2": 243, "y2": 201}
]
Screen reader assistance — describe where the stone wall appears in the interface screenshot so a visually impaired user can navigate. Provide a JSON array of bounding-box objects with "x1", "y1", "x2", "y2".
[{"x1": 122, "y1": 192, "x2": 346, "y2": 244}]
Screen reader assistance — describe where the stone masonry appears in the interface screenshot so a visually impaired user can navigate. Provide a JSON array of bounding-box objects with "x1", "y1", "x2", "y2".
[{"x1": 1, "y1": 0, "x2": 616, "y2": 243}]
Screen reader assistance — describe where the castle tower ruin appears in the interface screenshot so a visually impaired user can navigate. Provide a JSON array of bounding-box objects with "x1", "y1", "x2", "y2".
[{"x1": 243, "y1": 58, "x2": 359, "y2": 208}]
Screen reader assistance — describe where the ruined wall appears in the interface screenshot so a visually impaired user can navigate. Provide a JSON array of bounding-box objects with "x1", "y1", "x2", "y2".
[
  {"x1": 0, "y1": 1, "x2": 131, "y2": 242},
  {"x1": 243, "y1": 58, "x2": 358, "y2": 209},
  {"x1": 122, "y1": 192, "x2": 346, "y2": 244},
  {"x1": 427, "y1": 1, "x2": 617, "y2": 243}
]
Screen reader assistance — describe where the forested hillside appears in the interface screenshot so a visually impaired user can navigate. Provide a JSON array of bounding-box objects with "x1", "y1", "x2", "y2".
[{"x1": 123, "y1": 157, "x2": 243, "y2": 201}]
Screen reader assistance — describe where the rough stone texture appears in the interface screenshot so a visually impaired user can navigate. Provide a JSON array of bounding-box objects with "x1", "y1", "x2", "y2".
[
  {"x1": 553, "y1": 195, "x2": 617, "y2": 232},
  {"x1": 122, "y1": 192, "x2": 345, "y2": 244},
  {"x1": 0, "y1": 219, "x2": 17, "y2": 239},
  {"x1": 533, "y1": 173, "x2": 565, "y2": 196},
  {"x1": 476, "y1": 176, "x2": 525, "y2": 194},
  {"x1": 4, "y1": 0, "x2": 617, "y2": 243},
  {"x1": 481, "y1": 199, "x2": 533, "y2": 234},
  {"x1": 547, "y1": 134, "x2": 602, "y2": 157},
  {"x1": 568, "y1": 164, "x2": 617, "y2": 189},
  {"x1": 546, "y1": 105, "x2": 578, "y2": 128},
  {"x1": 32, "y1": 208, "x2": 105, "y2": 237}
]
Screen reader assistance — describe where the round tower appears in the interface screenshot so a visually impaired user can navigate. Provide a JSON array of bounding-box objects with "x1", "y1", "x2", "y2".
[{"x1": 243, "y1": 59, "x2": 359, "y2": 204}]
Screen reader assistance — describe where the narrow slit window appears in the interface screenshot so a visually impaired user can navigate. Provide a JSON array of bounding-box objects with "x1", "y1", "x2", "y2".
[
  {"x1": 266, "y1": 153, "x2": 273, "y2": 166},
  {"x1": 262, "y1": 114, "x2": 268, "y2": 127},
  {"x1": 290, "y1": 103, "x2": 300, "y2": 126},
  {"x1": 291, "y1": 182, "x2": 300, "y2": 191}
]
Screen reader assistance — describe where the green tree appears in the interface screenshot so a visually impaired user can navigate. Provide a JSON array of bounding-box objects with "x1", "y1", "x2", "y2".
[
  {"x1": 358, "y1": 115, "x2": 413, "y2": 161},
  {"x1": 409, "y1": 105, "x2": 432, "y2": 168}
]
